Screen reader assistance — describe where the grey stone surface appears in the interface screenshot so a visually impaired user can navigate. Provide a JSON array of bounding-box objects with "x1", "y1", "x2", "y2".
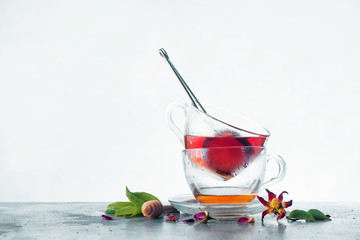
[{"x1": 0, "y1": 202, "x2": 359, "y2": 239}]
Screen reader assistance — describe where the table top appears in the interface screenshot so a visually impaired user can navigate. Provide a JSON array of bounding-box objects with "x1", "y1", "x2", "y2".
[{"x1": 0, "y1": 202, "x2": 359, "y2": 239}]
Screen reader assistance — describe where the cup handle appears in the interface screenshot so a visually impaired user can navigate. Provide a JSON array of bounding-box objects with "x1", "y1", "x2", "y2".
[
  {"x1": 165, "y1": 103, "x2": 187, "y2": 145},
  {"x1": 259, "y1": 154, "x2": 287, "y2": 191}
]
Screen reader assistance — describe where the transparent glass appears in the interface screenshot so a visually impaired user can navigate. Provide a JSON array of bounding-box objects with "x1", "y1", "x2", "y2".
[
  {"x1": 166, "y1": 103, "x2": 270, "y2": 147},
  {"x1": 182, "y1": 146, "x2": 286, "y2": 204}
]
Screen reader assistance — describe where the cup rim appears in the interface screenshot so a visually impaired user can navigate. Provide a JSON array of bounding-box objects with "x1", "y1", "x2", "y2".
[
  {"x1": 192, "y1": 103, "x2": 271, "y2": 137},
  {"x1": 182, "y1": 146, "x2": 266, "y2": 152}
]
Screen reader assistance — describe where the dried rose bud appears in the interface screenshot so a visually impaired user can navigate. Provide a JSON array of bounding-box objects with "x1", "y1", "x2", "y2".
[
  {"x1": 237, "y1": 217, "x2": 255, "y2": 223},
  {"x1": 194, "y1": 211, "x2": 210, "y2": 223}
]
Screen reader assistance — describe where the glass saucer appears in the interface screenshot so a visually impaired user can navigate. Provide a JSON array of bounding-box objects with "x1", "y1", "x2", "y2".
[{"x1": 168, "y1": 194, "x2": 265, "y2": 219}]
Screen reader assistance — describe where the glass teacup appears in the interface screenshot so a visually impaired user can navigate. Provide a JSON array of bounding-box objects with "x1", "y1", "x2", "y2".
[
  {"x1": 182, "y1": 146, "x2": 286, "y2": 204},
  {"x1": 166, "y1": 103, "x2": 270, "y2": 147}
]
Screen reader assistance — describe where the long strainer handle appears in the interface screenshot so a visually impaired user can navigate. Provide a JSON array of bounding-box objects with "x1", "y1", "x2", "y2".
[{"x1": 159, "y1": 48, "x2": 207, "y2": 114}]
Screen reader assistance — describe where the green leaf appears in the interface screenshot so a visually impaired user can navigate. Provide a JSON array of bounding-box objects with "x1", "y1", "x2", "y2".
[
  {"x1": 126, "y1": 186, "x2": 159, "y2": 204},
  {"x1": 115, "y1": 206, "x2": 135, "y2": 216},
  {"x1": 288, "y1": 210, "x2": 316, "y2": 222},
  {"x1": 107, "y1": 201, "x2": 134, "y2": 210},
  {"x1": 308, "y1": 209, "x2": 331, "y2": 221},
  {"x1": 105, "y1": 209, "x2": 116, "y2": 215},
  {"x1": 104, "y1": 187, "x2": 159, "y2": 217},
  {"x1": 106, "y1": 201, "x2": 135, "y2": 216},
  {"x1": 134, "y1": 192, "x2": 160, "y2": 202},
  {"x1": 131, "y1": 204, "x2": 142, "y2": 217}
]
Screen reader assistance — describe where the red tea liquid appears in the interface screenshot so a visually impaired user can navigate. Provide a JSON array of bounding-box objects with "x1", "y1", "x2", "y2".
[
  {"x1": 185, "y1": 135, "x2": 267, "y2": 149},
  {"x1": 185, "y1": 133, "x2": 267, "y2": 177}
]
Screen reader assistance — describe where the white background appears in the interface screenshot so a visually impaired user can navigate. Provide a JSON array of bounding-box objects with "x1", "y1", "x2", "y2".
[{"x1": 0, "y1": 0, "x2": 359, "y2": 203}]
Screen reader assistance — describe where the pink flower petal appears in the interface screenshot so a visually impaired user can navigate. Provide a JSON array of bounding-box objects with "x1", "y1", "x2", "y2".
[
  {"x1": 261, "y1": 209, "x2": 270, "y2": 222},
  {"x1": 266, "y1": 189, "x2": 276, "y2": 201},
  {"x1": 165, "y1": 213, "x2": 178, "y2": 221},
  {"x1": 182, "y1": 218, "x2": 195, "y2": 223},
  {"x1": 278, "y1": 191, "x2": 288, "y2": 201},
  {"x1": 257, "y1": 195, "x2": 269, "y2": 207},
  {"x1": 282, "y1": 200, "x2": 293, "y2": 208},
  {"x1": 102, "y1": 215, "x2": 115, "y2": 220},
  {"x1": 237, "y1": 217, "x2": 255, "y2": 223},
  {"x1": 276, "y1": 209, "x2": 286, "y2": 221}
]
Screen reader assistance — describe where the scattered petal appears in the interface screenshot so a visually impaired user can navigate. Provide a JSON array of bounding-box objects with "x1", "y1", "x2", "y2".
[
  {"x1": 237, "y1": 217, "x2": 255, "y2": 223},
  {"x1": 182, "y1": 218, "x2": 195, "y2": 223},
  {"x1": 194, "y1": 211, "x2": 210, "y2": 223},
  {"x1": 165, "y1": 213, "x2": 178, "y2": 221},
  {"x1": 102, "y1": 215, "x2": 115, "y2": 220}
]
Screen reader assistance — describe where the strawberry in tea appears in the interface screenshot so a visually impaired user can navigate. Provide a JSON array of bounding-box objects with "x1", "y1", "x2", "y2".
[
  {"x1": 185, "y1": 131, "x2": 267, "y2": 177},
  {"x1": 184, "y1": 132, "x2": 268, "y2": 204}
]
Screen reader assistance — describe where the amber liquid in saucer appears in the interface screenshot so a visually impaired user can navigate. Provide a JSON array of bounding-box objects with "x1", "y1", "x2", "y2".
[{"x1": 194, "y1": 194, "x2": 257, "y2": 204}]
